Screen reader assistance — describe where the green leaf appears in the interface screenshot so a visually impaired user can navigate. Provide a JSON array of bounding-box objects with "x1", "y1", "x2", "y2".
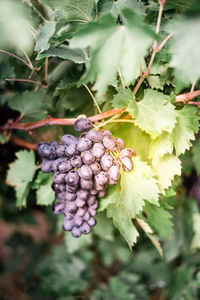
[
  {"x1": 35, "y1": 22, "x2": 56, "y2": 53},
  {"x1": 168, "y1": 17, "x2": 200, "y2": 84},
  {"x1": 36, "y1": 172, "x2": 55, "y2": 206},
  {"x1": 49, "y1": 0, "x2": 95, "y2": 22},
  {"x1": 0, "y1": 61, "x2": 15, "y2": 80},
  {"x1": 6, "y1": 150, "x2": 37, "y2": 207},
  {"x1": 193, "y1": 140, "x2": 200, "y2": 175},
  {"x1": 149, "y1": 106, "x2": 200, "y2": 158},
  {"x1": 111, "y1": 88, "x2": 133, "y2": 109},
  {"x1": 191, "y1": 213, "x2": 200, "y2": 250},
  {"x1": 127, "y1": 89, "x2": 176, "y2": 139},
  {"x1": 111, "y1": 123, "x2": 151, "y2": 161},
  {"x1": 64, "y1": 233, "x2": 92, "y2": 253},
  {"x1": 93, "y1": 212, "x2": 114, "y2": 241},
  {"x1": 147, "y1": 75, "x2": 164, "y2": 90},
  {"x1": 8, "y1": 91, "x2": 48, "y2": 122},
  {"x1": 152, "y1": 154, "x2": 182, "y2": 193},
  {"x1": 173, "y1": 106, "x2": 200, "y2": 156},
  {"x1": 119, "y1": 157, "x2": 160, "y2": 218},
  {"x1": 70, "y1": 9, "x2": 155, "y2": 97},
  {"x1": 36, "y1": 45, "x2": 86, "y2": 63},
  {"x1": 107, "y1": 202, "x2": 139, "y2": 250},
  {"x1": 99, "y1": 184, "x2": 120, "y2": 212},
  {"x1": 144, "y1": 202, "x2": 173, "y2": 238}
]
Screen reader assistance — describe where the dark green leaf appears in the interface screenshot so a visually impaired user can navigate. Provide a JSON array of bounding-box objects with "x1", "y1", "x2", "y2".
[{"x1": 35, "y1": 22, "x2": 56, "y2": 53}]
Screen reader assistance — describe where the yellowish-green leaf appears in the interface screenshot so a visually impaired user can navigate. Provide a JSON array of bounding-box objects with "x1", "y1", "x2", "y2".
[
  {"x1": 127, "y1": 89, "x2": 176, "y2": 139},
  {"x1": 6, "y1": 150, "x2": 37, "y2": 207},
  {"x1": 36, "y1": 173, "x2": 55, "y2": 206},
  {"x1": 120, "y1": 157, "x2": 160, "y2": 218},
  {"x1": 149, "y1": 132, "x2": 173, "y2": 159},
  {"x1": 152, "y1": 154, "x2": 182, "y2": 193},
  {"x1": 191, "y1": 213, "x2": 200, "y2": 250}
]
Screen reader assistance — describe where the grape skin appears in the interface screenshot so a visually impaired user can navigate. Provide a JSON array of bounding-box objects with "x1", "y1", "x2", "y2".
[
  {"x1": 78, "y1": 165, "x2": 93, "y2": 180},
  {"x1": 74, "y1": 118, "x2": 93, "y2": 132},
  {"x1": 77, "y1": 138, "x2": 92, "y2": 152},
  {"x1": 41, "y1": 159, "x2": 52, "y2": 173},
  {"x1": 92, "y1": 143, "x2": 105, "y2": 158},
  {"x1": 100, "y1": 154, "x2": 113, "y2": 171},
  {"x1": 120, "y1": 156, "x2": 133, "y2": 172},
  {"x1": 61, "y1": 134, "x2": 78, "y2": 145}
]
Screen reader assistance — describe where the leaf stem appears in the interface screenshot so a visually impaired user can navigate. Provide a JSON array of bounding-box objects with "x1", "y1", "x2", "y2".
[
  {"x1": 118, "y1": 68, "x2": 125, "y2": 89},
  {"x1": 20, "y1": 48, "x2": 34, "y2": 70},
  {"x1": 83, "y1": 84, "x2": 102, "y2": 114},
  {"x1": 5, "y1": 78, "x2": 48, "y2": 88},
  {"x1": 10, "y1": 137, "x2": 36, "y2": 150},
  {"x1": 0, "y1": 49, "x2": 33, "y2": 70},
  {"x1": 44, "y1": 58, "x2": 48, "y2": 83}
]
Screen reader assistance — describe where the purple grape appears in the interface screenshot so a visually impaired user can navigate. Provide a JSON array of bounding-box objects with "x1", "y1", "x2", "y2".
[
  {"x1": 88, "y1": 208, "x2": 97, "y2": 216},
  {"x1": 80, "y1": 178, "x2": 93, "y2": 190},
  {"x1": 74, "y1": 216, "x2": 84, "y2": 227},
  {"x1": 98, "y1": 190, "x2": 106, "y2": 198},
  {"x1": 41, "y1": 159, "x2": 52, "y2": 173},
  {"x1": 115, "y1": 138, "x2": 125, "y2": 151},
  {"x1": 56, "y1": 192, "x2": 66, "y2": 201},
  {"x1": 92, "y1": 143, "x2": 105, "y2": 158},
  {"x1": 89, "y1": 162, "x2": 101, "y2": 175},
  {"x1": 64, "y1": 211, "x2": 74, "y2": 219},
  {"x1": 78, "y1": 165, "x2": 93, "y2": 180},
  {"x1": 76, "y1": 206, "x2": 87, "y2": 216},
  {"x1": 76, "y1": 189, "x2": 89, "y2": 200},
  {"x1": 71, "y1": 155, "x2": 82, "y2": 168},
  {"x1": 77, "y1": 138, "x2": 92, "y2": 152},
  {"x1": 95, "y1": 171, "x2": 108, "y2": 186},
  {"x1": 119, "y1": 148, "x2": 136, "y2": 158},
  {"x1": 53, "y1": 202, "x2": 65, "y2": 215},
  {"x1": 80, "y1": 222, "x2": 91, "y2": 234},
  {"x1": 88, "y1": 195, "x2": 96, "y2": 205},
  {"x1": 61, "y1": 134, "x2": 78, "y2": 145},
  {"x1": 108, "y1": 164, "x2": 120, "y2": 181},
  {"x1": 57, "y1": 159, "x2": 72, "y2": 173},
  {"x1": 74, "y1": 118, "x2": 93, "y2": 132},
  {"x1": 83, "y1": 211, "x2": 90, "y2": 221},
  {"x1": 65, "y1": 144, "x2": 78, "y2": 157},
  {"x1": 108, "y1": 177, "x2": 118, "y2": 186},
  {"x1": 100, "y1": 154, "x2": 113, "y2": 171},
  {"x1": 72, "y1": 226, "x2": 81, "y2": 237},
  {"x1": 75, "y1": 198, "x2": 86, "y2": 208},
  {"x1": 64, "y1": 192, "x2": 76, "y2": 201},
  {"x1": 56, "y1": 144, "x2": 66, "y2": 157},
  {"x1": 37, "y1": 142, "x2": 51, "y2": 158},
  {"x1": 52, "y1": 183, "x2": 66, "y2": 193},
  {"x1": 65, "y1": 170, "x2": 79, "y2": 186},
  {"x1": 65, "y1": 201, "x2": 77, "y2": 213},
  {"x1": 63, "y1": 218, "x2": 74, "y2": 231},
  {"x1": 102, "y1": 130, "x2": 112, "y2": 137},
  {"x1": 52, "y1": 158, "x2": 69, "y2": 172},
  {"x1": 81, "y1": 150, "x2": 95, "y2": 165},
  {"x1": 90, "y1": 188, "x2": 98, "y2": 195},
  {"x1": 87, "y1": 129, "x2": 103, "y2": 142},
  {"x1": 102, "y1": 136, "x2": 116, "y2": 151},
  {"x1": 91, "y1": 201, "x2": 98, "y2": 210},
  {"x1": 87, "y1": 217, "x2": 96, "y2": 227},
  {"x1": 120, "y1": 156, "x2": 133, "y2": 172},
  {"x1": 66, "y1": 184, "x2": 78, "y2": 193},
  {"x1": 49, "y1": 143, "x2": 59, "y2": 159},
  {"x1": 53, "y1": 172, "x2": 66, "y2": 184},
  {"x1": 94, "y1": 182, "x2": 104, "y2": 191}
]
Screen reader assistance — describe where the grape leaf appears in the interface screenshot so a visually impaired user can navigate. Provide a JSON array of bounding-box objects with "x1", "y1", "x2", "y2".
[
  {"x1": 70, "y1": 9, "x2": 155, "y2": 97},
  {"x1": 8, "y1": 91, "x2": 48, "y2": 122},
  {"x1": 111, "y1": 88, "x2": 133, "y2": 109},
  {"x1": 127, "y1": 89, "x2": 176, "y2": 139},
  {"x1": 191, "y1": 213, "x2": 200, "y2": 250},
  {"x1": 120, "y1": 157, "x2": 160, "y2": 217},
  {"x1": 144, "y1": 202, "x2": 173, "y2": 238},
  {"x1": 168, "y1": 17, "x2": 200, "y2": 84},
  {"x1": 149, "y1": 132, "x2": 173, "y2": 159},
  {"x1": 93, "y1": 212, "x2": 114, "y2": 241},
  {"x1": 36, "y1": 172, "x2": 55, "y2": 206},
  {"x1": 193, "y1": 140, "x2": 200, "y2": 175},
  {"x1": 0, "y1": 61, "x2": 15, "y2": 80},
  {"x1": 149, "y1": 106, "x2": 200, "y2": 158},
  {"x1": 36, "y1": 45, "x2": 87, "y2": 63},
  {"x1": 35, "y1": 22, "x2": 56, "y2": 53},
  {"x1": 111, "y1": 123, "x2": 151, "y2": 161},
  {"x1": 148, "y1": 75, "x2": 164, "y2": 90},
  {"x1": 6, "y1": 150, "x2": 37, "y2": 207},
  {"x1": 49, "y1": 0, "x2": 95, "y2": 22},
  {"x1": 107, "y1": 202, "x2": 139, "y2": 250},
  {"x1": 173, "y1": 106, "x2": 200, "y2": 156},
  {"x1": 152, "y1": 154, "x2": 182, "y2": 193},
  {"x1": 99, "y1": 184, "x2": 120, "y2": 212}
]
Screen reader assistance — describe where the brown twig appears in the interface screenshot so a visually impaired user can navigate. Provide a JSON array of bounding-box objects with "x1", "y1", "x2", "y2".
[
  {"x1": 0, "y1": 49, "x2": 33, "y2": 70},
  {"x1": 175, "y1": 90, "x2": 200, "y2": 103},
  {"x1": 5, "y1": 78, "x2": 48, "y2": 88},
  {"x1": 10, "y1": 137, "x2": 37, "y2": 150},
  {"x1": 44, "y1": 58, "x2": 48, "y2": 83}
]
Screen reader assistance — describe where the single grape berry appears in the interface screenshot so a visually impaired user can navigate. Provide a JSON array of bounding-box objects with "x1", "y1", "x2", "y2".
[
  {"x1": 76, "y1": 189, "x2": 89, "y2": 200},
  {"x1": 102, "y1": 135, "x2": 116, "y2": 151},
  {"x1": 120, "y1": 156, "x2": 133, "y2": 172},
  {"x1": 61, "y1": 134, "x2": 78, "y2": 145},
  {"x1": 92, "y1": 143, "x2": 105, "y2": 158},
  {"x1": 81, "y1": 150, "x2": 95, "y2": 165},
  {"x1": 63, "y1": 218, "x2": 74, "y2": 231},
  {"x1": 72, "y1": 226, "x2": 81, "y2": 238},
  {"x1": 74, "y1": 118, "x2": 93, "y2": 132},
  {"x1": 119, "y1": 148, "x2": 136, "y2": 158},
  {"x1": 77, "y1": 138, "x2": 92, "y2": 152},
  {"x1": 100, "y1": 154, "x2": 113, "y2": 171},
  {"x1": 89, "y1": 162, "x2": 101, "y2": 175},
  {"x1": 65, "y1": 170, "x2": 79, "y2": 186},
  {"x1": 41, "y1": 159, "x2": 52, "y2": 173},
  {"x1": 80, "y1": 178, "x2": 93, "y2": 190},
  {"x1": 86, "y1": 129, "x2": 103, "y2": 142},
  {"x1": 115, "y1": 138, "x2": 125, "y2": 151},
  {"x1": 95, "y1": 171, "x2": 108, "y2": 186},
  {"x1": 53, "y1": 202, "x2": 65, "y2": 215},
  {"x1": 108, "y1": 165, "x2": 120, "y2": 181},
  {"x1": 78, "y1": 165, "x2": 93, "y2": 180},
  {"x1": 71, "y1": 155, "x2": 82, "y2": 168}
]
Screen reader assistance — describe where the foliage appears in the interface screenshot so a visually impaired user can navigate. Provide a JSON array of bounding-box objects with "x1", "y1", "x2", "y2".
[{"x1": 0, "y1": 0, "x2": 200, "y2": 280}]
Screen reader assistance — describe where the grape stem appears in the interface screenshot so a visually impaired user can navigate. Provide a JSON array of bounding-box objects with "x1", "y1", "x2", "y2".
[{"x1": 83, "y1": 84, "x2": 102, "y2": 114}]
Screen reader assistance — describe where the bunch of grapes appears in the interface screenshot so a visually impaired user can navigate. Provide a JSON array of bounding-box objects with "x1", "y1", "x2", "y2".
[{"x1": 37, "y1": 118, "x2": 135, "y2": 237}]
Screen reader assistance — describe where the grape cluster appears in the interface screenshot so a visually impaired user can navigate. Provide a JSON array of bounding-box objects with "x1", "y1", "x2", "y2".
[{"x1": 37, "y1": 118, "x2": 135, "y2": 237}]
